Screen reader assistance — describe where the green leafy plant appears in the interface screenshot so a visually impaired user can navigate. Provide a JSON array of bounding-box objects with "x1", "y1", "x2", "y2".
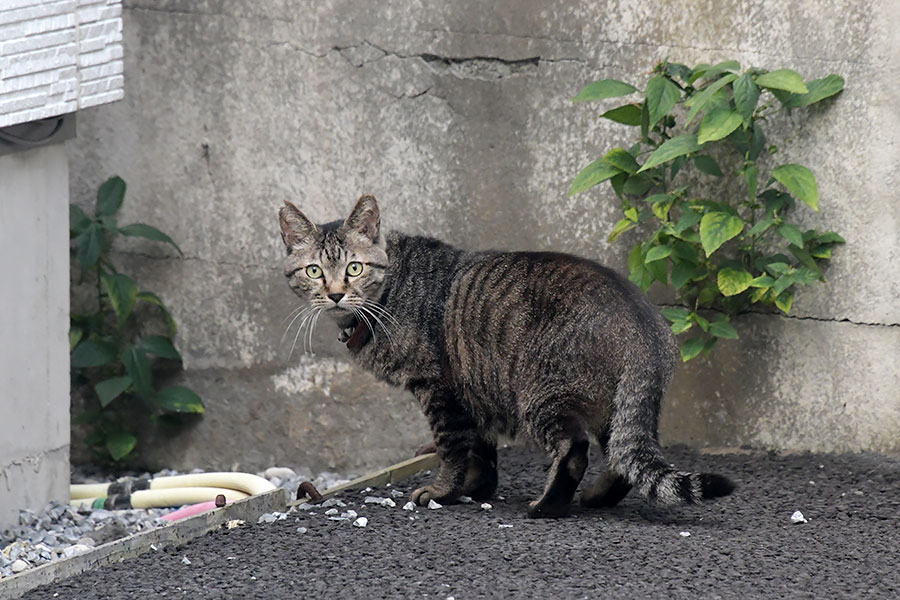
[
  {"x1": 570, "y1": 61, "x2": 846, "y2": 361},
  {"x1": 69, "y1": 176, "x2": 204, "y2": 461}
]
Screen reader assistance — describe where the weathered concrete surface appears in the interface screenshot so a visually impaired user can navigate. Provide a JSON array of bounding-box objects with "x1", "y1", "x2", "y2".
[
  {"x1": 66, "y1": 0, "x2": 900, "y2": 472},
  {"x1": 0, "y1": 145, "x2": 71, "y2": 529}
]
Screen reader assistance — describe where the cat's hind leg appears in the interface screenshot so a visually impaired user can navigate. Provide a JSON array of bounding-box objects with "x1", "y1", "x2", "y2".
[
  {"x1": 581, "y1": 431, "x2": 632, "y2": 508},
  {"x1": 461, "y1": 438, "x2": 498, "y2": 500},
  {"x1": 526, "y1": 415, "x2": 589, "y2": 518}
]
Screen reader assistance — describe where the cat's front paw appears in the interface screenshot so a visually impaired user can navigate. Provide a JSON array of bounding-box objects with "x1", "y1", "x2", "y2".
[
  {"x1": 411, "y1": 484, "x2": 459, "y2": 506},
  {"x1": 338, "y1": 327, "x2": 354, "y2": 343}
]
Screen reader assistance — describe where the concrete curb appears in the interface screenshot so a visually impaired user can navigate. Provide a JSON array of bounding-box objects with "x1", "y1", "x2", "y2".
[
  {"x1": 289, "y1": 453, "x2": 440, "y2": 507},
  {"x1": 0, "y1": 453, "x2": 439, "y2": 598}
]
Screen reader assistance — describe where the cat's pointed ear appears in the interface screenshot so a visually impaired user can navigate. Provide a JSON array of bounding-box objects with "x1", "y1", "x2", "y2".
[
  {"x1": 279, "y1": 201, "x2": 317, "y2": 251},
  {"x1": 342, "y1": 194, "x2": 381, "y2": 243}
]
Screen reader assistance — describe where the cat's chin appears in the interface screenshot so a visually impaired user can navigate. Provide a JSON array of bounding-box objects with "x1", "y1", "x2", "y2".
[{"x1": 331, "y1": 310, "x2": 356, "y2": 329}]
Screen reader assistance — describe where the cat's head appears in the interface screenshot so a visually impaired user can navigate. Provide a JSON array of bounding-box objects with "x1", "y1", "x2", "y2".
[{"x1": 278, "y1": 195, "x2": 388, "y2": 319}]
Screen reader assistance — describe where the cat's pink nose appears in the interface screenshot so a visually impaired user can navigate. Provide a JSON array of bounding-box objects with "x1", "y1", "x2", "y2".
[{"x1": 327, "y1": 293, "x2": 345, "y2": 304}]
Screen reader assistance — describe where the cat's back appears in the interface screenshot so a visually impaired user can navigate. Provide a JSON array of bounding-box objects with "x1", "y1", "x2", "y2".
[{"x1": 445, "y1": 249, "x2": 677, "y2": 377}]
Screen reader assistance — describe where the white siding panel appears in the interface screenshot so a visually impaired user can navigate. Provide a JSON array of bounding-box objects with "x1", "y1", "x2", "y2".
[{"x1": 0, "y1": 0, "x2": 123, "y2": 128}]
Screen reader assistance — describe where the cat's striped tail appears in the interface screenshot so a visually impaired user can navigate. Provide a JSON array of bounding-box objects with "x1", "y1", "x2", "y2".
[{"x1": 605, "y1": 366, "x2": 736, "y2": 506}]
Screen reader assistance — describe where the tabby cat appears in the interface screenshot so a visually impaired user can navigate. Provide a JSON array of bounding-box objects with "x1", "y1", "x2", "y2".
[{"x1": 278, "y1": 195, "x2": 734, "y2": 518}]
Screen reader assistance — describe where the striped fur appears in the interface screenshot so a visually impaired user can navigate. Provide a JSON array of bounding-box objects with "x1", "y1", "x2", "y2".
[{"x1": 279, "y1": 196, "x2": 735, "y2": 517}]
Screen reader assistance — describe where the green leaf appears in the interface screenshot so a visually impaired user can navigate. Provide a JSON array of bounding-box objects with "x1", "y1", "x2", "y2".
[
  {"x1": 671, "y1": 240, "x2": 700, "y2": 264},
  {"x1": 569, "y1": 158, "x2": 622, "y2": 196},
  {"x1": 749, "y1": 275, "x2": 775, "y2": 288},
  {"x1": 137, "y1": 291, "x2": 177, "y2": 337},
  {"x1": 692, "y1": 60, "x2": 741, "y2": 83},
  {"x1": 121, "y1": 346, "x2": 153, "y2": 401},
  {"x1": 691, "y1": 312, "x2": 710, "y2": 332},
  {"x1": 77, "y1": 224, "x2": 105, "y2": 271},
  {"x1": 670, "y1": 262, "x2": 698, "y2": 290},
  {"x1": 670, "y1": 318, "x2": 693, "y2": 334},
  {"x1": 775, "y1": 290, "x2": 794, "y2": 314},
  {"x1": 674, "y1": 209, "x2": 701, "y2": 234},
  {"x1": 697, "y1": 109, "x2": 743, "y2": 144},
  {"x1": 782, "y1": 74, "x2": 845, "y2": 109},
  {"x1": 661, "y1": 307, "x2": 690, "y2": 322},
  {"x1": 717, "y1": 267, "x2": 754, "y2": 296},
  {"x1": 138, "y1": 335, "x2": 181, "y2": 360},
  {"x1": 778, "y1": 224, "x2": 804, "y2": 248},
  {"x1": 95, "y1": 376, "x2": 133, "y2": 408},
  {"x1": 156, "y1": 386, "x2": 205, "y2": 413},
  {"x1": 629, "y1": 264, "x2": 654, "y2": 291},
  {"x1": 765, "y1": 261, "x2": 793, "y2": 276},
  {"x1": 637, "y1": 134, "x2": 702, "y2": 173},
  {"x1": 603, "y1": 148, "x2": 640, "y2": 174},
  {"x1": 756, "y1": 69, "x2": 809, "y2": 94},
  {"x1": 699, "y1": 212, "x2": 744, "y2": 257},
  {"x1": 105, "y1": 431, "x2": 137, "y2": 461},
  {"x1": 645, "y1": 76, "x2": 681, "y2": 127},
  {"x1": 119, "y1": 223, "x2": 184, "y2": 256},
  {"x1": 748, "y1": 218, "x2": 775, "y2": 237},
  {"x1": 71, "y1": 340, "x2": 117, "y2": 368},
  {"x1": 793, "y1": 267, "x2": 822, "y2": 285},
  {"x1": 100, "y1": 272, "x2": 138, "y2": 327},
  {"x1": 709, "y1": 319, "x2": 739, "y2": 339},
  {"x1": 96, "y1": 176, "x2": 127, "y2": 217},
  {"x1": 681, "y1": 338, "x2": 705, "y2": 362},
  {"x1": 645, "y1": 245, "x2": 672, "y2": 262},
  {"x1": 790, "y1": 246, "x2": 820, "y2": 272},
  {"x1": 573, "y1": 79, "x2": 638, "y2": 102},
  {"x1": 600, "y1": 103, "x2": 643, "y2": 125},
  {"x1": 69, "y1": 327, "x2": 84, "y2": 351},
  {"x1": 733, "y1": 73, "x2": 760, "y2": 122},
  {"x1": 697, "y1": 284, "x2": 719, "y2": 307},
  {"x1": 773, "y1": 275, "x2": 795, "y2": 296},
  {"x1": 772, "y1": 164, "x2": 818, "y2": 211},
  {"x1": 608, "y1": 218, "x2": 636, "y2": 242},
  {"x1": 622, "y1": 175, "x2": 652, "y2": 196},
  {"x1": 70, "y1": 204, "x2": 91, "y2": 237},
  {"x1": 693, "y1": 155, "x2": 723, "y2": 176},
  {"x1": 649, "y1": 195, "x2": 674, "y2": 221},
  {"x1": 685, "y1": 74, "x2": 738, "y2": 125},
  {"x1": 817, "y1": 232, "x2": 846, "y2": 244}
]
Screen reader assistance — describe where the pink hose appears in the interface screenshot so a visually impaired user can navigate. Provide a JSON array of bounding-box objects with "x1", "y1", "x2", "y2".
[{"x1": 161, "y1": 499, "x2": 230, "y2": 522}]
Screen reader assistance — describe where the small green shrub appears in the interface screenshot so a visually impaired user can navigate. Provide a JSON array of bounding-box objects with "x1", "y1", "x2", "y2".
[
  {"x1": 69, "y1": 175, "x2": 204, "y2": 461},
  {"x1": 571, "y1": 60, "x2": 846, "y2": 361}
]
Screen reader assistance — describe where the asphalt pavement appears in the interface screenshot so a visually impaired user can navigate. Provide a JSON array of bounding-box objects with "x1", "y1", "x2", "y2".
[{"x1": 20, "y1": 445, "x2": 900, "y2": 599}]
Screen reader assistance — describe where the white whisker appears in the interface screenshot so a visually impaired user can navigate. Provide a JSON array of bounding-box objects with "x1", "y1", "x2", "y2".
[
  {"x1": 360, "y1": 305, "x2": 395, "y2": 347},
  {"x1": 281, "y1": 306, "x2": 314, "y2": 346}
]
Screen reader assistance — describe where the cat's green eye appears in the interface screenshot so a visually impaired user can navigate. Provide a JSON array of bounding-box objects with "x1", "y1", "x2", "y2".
[
  {"x1": 346, "y1": 261, "x2": 363, "y2": 277},
  {"x1": 306, "y1": 264, "x2": 323, "y2": 279}
]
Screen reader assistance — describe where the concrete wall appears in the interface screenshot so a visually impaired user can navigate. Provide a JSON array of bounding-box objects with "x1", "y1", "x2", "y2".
[
  {"x1": 0, "y1": 144, "x2": 71, "y2": 529},
  {"x1": 66, "y1": 0, "x2": 899, "y2": 473}
]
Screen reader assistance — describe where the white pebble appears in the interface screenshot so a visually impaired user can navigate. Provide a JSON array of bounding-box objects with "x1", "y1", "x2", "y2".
[
  {"x1": 11, "y1": 559, "x2": 29, "y2": 573},
  {"x1": 181, "y1": 556, "x2": 191, "y2": 565},
  {"x1": 458, "y1": 496, "x2": 474, "y2": 504},
  {"x1": 296, "y1": 527, "x2": 308, "y2": 534},
  {"x1": 791, "y1": 510, "x2": 808, "y2": 524},
  {"x1": 402, "y1": 501, "x2": 416, "y2": 511},
  {"x1": 480, "y1": 503, "x2": 492, "y2": 510},
  {"x1": 62, "y1": 544, "x2": 91, "y2": 558},
  {"x1": 364, "y1": 496, "x2": 385, "y2": 504},
  {"x1": 390, "y1": 489, "x2": 405, "y2": 498},
  {"x1": 264, "y1": 467, "x2": 297, "y2": 481},
  {"x1": 427, "y1": 499, "x2": 443, "y2": 510},
  {"x1": 379, "y1": 498, "x2": 396, "y2": 508},
  {"x1": 324, "y1": 508, "x2": 339, "y2": 516},
  {"x1": 343, "y1": 510, "x2": 358, "y2": 520},
  {"x1": 679, "y1": 531, "x2": 691, "y2": 537},
  {"x1": 352, "y1": 517, "x2": 368, "y2": 528},
  {"x1": 498, "y1": 524, "x2": 513, "y2": 528},
  {"x1": 295, "y1": 502, "x2": 315, "y2": 511}
]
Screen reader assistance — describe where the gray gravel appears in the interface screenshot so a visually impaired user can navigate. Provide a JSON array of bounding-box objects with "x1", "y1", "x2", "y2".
[
  {"x1": 17, "y1": 446, "x2": 900, "y2": 599},
  {"x1": 0, "y1": 466, "x2": 352, "y2": 579}
]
